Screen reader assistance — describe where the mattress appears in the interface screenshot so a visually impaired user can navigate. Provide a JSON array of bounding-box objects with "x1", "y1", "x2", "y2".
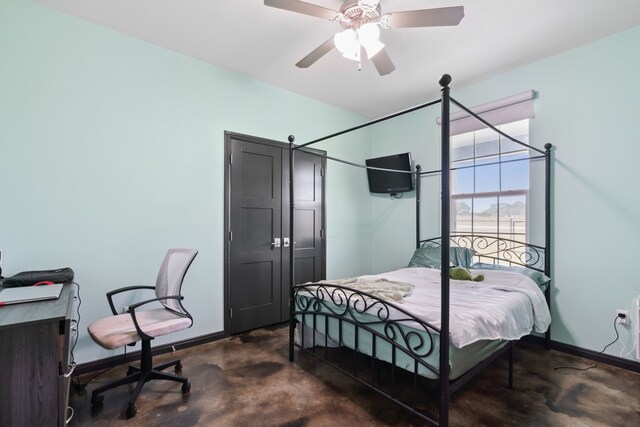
[
  {"x1": 295, "y1": 317, "x2": 506, "y2": 380},
  {"x1": 294, "y1": 266, "x2": 550, "y2": 380}
]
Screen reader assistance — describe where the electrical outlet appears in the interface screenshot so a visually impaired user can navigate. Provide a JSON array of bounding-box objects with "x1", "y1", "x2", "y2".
[{"x1": 616, "y1": 309, "x2": 630, "y2": 325}]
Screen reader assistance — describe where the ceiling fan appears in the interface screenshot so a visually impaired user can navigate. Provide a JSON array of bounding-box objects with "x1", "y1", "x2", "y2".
[{"x1": 264, "y1": 0, "x2": 465, "y2": 75}]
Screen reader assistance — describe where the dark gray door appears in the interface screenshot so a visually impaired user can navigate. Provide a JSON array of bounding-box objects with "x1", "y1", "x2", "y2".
[
  {"x1": 226, "y1": 133, "x2": 325, "y2": 334},
  {"x1": 283, "y1": 149, "x2": 325, "y2": 320}
]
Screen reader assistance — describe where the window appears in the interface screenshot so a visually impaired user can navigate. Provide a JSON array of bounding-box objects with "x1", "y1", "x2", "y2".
[{"x1": 451, "y1": 119, "x2": 530, "y2": 242}]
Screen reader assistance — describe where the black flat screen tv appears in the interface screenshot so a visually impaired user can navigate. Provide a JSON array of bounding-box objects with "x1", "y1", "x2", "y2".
[{"x1": 365, "y1": 152, "x2": 414, "y2": 194}]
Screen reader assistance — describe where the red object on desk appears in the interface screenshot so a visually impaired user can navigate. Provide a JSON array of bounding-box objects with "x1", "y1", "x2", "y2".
[{"x1": 34, "y1": 281, "x2": 55, "y2": 286}]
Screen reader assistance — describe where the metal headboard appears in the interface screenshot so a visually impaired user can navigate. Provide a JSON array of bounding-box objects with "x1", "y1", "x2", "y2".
[{"x1": 419, "y1": 234, "x2": 546, "y2": 273}]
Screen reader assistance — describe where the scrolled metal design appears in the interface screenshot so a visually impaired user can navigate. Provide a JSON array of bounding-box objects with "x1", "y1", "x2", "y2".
[
  {"x1": 383, "y1": 322, "x2": 434, "y2": 358},
  {"x1": 295, "y1": 284, "x2": 391, "y2": 321},
  {"x1": 420, "y1": 234, "x2": 546, "y2": 272},
  {"x1": 293, "y1": 283, "x2": 438, "y2": 360}
]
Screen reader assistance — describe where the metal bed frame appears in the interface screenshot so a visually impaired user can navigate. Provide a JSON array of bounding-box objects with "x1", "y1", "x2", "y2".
[{"x1": 286, "y1": 75, "x2": 553, "y2": 426}]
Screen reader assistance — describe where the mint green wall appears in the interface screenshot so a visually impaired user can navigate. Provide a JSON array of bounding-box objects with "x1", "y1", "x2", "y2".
[
  {"x1": 315, "y1": 133, "x2": 373, "y2": 279},
  {"x1": 2, "y1": 0, "x2": 637, "y2": 365},
  {"x1": 0, "y1": 0, "x2": 371, "y2": 363},
  {"x1": 369, "y1": 110, "x2": 443, "y2": 273},
  {"x1": 369, "y1": 26, "x2": 640, "y2": 361}
]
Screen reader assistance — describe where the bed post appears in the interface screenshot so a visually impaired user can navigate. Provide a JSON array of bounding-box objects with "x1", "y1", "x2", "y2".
[
  {"x1": 288, "y1": 135, "x2": 296, "y2": 362},
  {"x1": 439, "y1": 74, "x2": 452, "y2": 427},
  {"x1": 415, "y1": 164, "x2": 422, "y2": 249},
  {"x1": 544, "y1": 142, "x2": 553, "y2": 350}
]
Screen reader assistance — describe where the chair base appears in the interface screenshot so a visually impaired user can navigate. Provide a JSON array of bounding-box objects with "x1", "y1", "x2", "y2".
[{"x1": 91, "y1": 340, "x2": 190, "y2": 419}]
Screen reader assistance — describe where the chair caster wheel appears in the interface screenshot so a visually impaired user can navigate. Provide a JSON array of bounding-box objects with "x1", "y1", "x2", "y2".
[
  {"x1": 126, "y1": 403, "x2": 137, "y2": 419},
  {"x1": 182, "y1": 382, "x2": 191, "y2": 394},
  {"x1": 91, "y1": 394, "x2": 104, "y2": 408},
  {"x1": 175, "y1": 361, "x2": 183, "y2": 373}
]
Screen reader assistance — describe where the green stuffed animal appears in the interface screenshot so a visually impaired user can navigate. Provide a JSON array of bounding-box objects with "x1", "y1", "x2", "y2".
[{"x1": 450, "y1": 267, "x2": 484, "y2": 282}]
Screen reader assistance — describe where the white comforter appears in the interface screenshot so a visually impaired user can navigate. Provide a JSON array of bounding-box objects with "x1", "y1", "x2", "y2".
[{"x1": 339, "y1": 267, "x2": 551, "y2": 348}]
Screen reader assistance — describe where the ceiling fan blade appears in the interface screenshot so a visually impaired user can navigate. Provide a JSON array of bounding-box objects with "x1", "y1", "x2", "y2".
[
  {"x1": 264, "y1": 0, "x2": 338, "y2": 20},
  {"x1": 370, "y1": 48, "x2": 396, "y2": 76},
  {"x1": 385, "y1": 6, "x2": 464, "y2": 28},
  {"x1": 296, "y1": 37, "x2": 336, "y2": 68}
]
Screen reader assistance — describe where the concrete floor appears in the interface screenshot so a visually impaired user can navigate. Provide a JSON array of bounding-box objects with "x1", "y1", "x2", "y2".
[{"x1": 70, "y1": 325, "x2": 640, "y2": 426}]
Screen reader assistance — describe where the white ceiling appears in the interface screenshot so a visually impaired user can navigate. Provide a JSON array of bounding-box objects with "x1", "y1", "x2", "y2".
[{"x1": 34, "y1": 0, "x2": 640, "y2": 118}]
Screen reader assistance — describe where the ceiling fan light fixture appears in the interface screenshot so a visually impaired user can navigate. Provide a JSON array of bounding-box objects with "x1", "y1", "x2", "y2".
[
  {"x1": 357, "y1": 23, "x2": 384, "y2": 58},
  {"x1": 358, "y1": 23, "x2": 380, "y2": 44},
  {"x1": 341, "y1": 48, "x2": 361, "y2": 62},
  {"x1": 334, "y1": 28, "x2": 360, "y2": 61},
  {"x1": 363, "y1": 39, "x2": 384, "y2": 58}
]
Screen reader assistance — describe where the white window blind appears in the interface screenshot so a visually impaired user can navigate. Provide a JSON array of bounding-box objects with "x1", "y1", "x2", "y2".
[{"x1": 437, "y1": 90, "x2": 535, "y2": 136}]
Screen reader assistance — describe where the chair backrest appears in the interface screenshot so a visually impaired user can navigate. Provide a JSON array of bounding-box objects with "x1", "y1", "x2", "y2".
[{"x1": 155, "y1": 248, "x2": 198, "y2": 315}]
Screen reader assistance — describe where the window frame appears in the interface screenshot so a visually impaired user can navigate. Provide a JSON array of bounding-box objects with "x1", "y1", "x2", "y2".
[{"x1": 450, "y1": 119, "x2": 531, "y2": 243}]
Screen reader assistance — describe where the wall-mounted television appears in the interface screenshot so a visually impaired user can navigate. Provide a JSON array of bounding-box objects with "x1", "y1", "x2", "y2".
[{"x1": 365, "y1": 152, "x2": 414, "y2": 194}]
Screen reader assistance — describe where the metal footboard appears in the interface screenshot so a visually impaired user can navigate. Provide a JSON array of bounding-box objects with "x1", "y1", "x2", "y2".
[{"x1": 292, "y1": 283, "x2": 441, "y2": 425}]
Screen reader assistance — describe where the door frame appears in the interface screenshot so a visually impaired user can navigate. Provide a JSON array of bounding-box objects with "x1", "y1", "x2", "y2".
[{"x1": 223, "y1": 131, "x2": 326, "y2": 336}]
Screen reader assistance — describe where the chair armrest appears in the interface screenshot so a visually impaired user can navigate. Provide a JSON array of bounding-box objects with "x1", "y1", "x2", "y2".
[
  {"x1": 106, "y1": 285, "x2": 155, "y2": 316},
  {"x1": 127, "y1": 295, "x2": 185, "y2": 341}
]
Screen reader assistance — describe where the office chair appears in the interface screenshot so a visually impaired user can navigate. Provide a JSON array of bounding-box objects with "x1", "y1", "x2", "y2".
[{"x1": 87, "y1": 248, "x2": 198, "y2": 418}]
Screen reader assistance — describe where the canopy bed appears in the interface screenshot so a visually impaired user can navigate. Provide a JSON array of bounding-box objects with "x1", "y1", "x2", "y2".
[{"x1": 286, "y1": 75, "x2": 553, "y2": 426}]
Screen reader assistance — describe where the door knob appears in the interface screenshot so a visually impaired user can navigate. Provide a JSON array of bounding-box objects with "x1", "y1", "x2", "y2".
[
  {"x1": 283, "y1": 237, "x2": 290, "y2": 247},
  {"x1": 271, "y1": 238, "x2": 281, "y2": 249}
]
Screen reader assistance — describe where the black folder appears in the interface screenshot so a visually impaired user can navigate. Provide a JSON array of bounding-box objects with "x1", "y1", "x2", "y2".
[{"x1": 2, "y1": 268, "x2": 74, "y2": 287}]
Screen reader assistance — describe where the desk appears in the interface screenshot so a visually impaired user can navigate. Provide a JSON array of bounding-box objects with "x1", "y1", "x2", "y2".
[{"x1": 0, "y1": 283, "x2": 77, "y2": 426}]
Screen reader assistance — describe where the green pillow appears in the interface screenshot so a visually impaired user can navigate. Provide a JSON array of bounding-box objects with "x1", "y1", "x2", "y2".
[
  {"x1": 407, "y1": 247, "x2": 441, "y2": 268},
  {"x1": 469, "y1": 262, "x2": 550, "y2": 289},
  {"x1": 407, "y1": 246, "x2": 476, "y2": 269},
  {"x1": 450, "y1": 267, "x2": 484, "y2": 282}
]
